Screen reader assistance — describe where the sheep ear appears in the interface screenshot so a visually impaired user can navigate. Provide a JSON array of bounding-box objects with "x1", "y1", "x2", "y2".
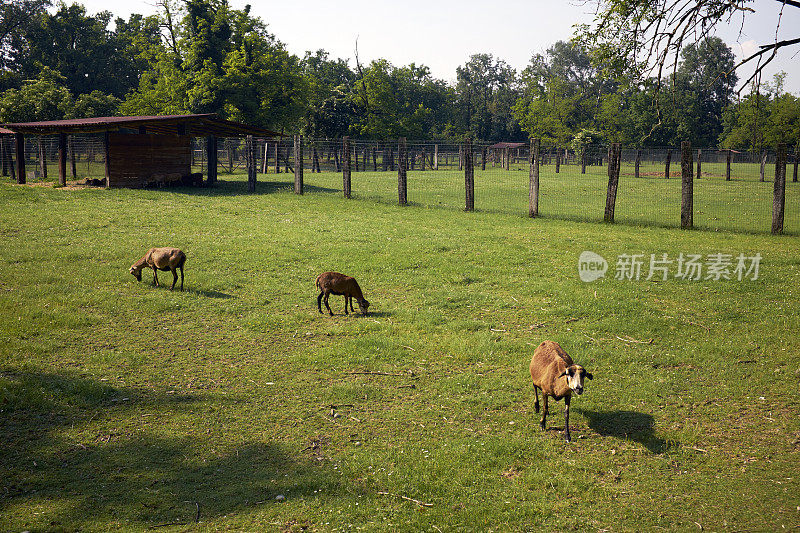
[{"x1": 586, "y1": 372, "x2": 593, "y2": 380}]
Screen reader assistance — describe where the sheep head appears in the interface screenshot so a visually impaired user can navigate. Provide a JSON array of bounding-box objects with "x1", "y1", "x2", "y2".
[
  {"x1": 358, "y1": 299, "x2": 370, "y2": 315},
  {"x1": 129, "y1": 265, "x2": 143, "y2": 281},
  {"x1": 559, "y1": 365, "x2": 593, "y2": 395}
]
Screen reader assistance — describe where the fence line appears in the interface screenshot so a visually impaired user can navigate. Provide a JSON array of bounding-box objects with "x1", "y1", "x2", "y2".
[{"x1": 1, "y1": 133, "x2": 798, "y2": 234}]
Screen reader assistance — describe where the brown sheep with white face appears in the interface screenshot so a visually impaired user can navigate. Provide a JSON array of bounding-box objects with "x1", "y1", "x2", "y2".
[
  {"x1": 130, "y1": 247, "x2": 186, "y2": 291},
  {"x1": 529, "y1": 340, "x2": 593, "y2": 442}
]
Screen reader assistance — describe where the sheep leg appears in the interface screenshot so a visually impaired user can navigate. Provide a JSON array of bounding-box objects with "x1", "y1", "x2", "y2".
[
  {"x1": 343, "y1": 296, "x2": 349, "y2": 315},
  {"x1": 563, "y1": 396, "x2": 571, "y2": 442},
  {"x1": 533, "y1": 386, "x2": 540, "y2": 413},
  {"x1": 170, "y1": 268, "x2": 178, "y2": 290},
  {"x1": 540, "y1": 395, "x2": 548, "y2": 431},
  {"x1": 152, "y1": 268, "x2": 159, "y2": 287},
  {"x1": 317, "y1": 292, "x2": 324, "y2": 313},
  {"x1": 323, "y1": 294, "x2": 333, "y2": 316},
  {"x1": 179, "y1": 266, "x2": 184, "y2": 291}
]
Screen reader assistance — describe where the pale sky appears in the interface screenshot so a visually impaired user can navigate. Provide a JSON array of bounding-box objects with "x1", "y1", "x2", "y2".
[{"x1": 71, "y1": 0, "x2": 800, "y2": 94}]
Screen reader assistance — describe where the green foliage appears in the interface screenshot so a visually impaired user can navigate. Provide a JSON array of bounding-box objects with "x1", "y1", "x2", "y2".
[
  {"x1": 0, "y1": 67, "x2": 73, "y2": 122},
  {"x1": 455, "y1": 53, "x2": 521, "y2": 140}
]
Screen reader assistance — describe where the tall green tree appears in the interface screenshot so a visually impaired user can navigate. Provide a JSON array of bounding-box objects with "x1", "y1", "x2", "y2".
[{"x1": 455, "y1": 54, "x2": 520, "y2": 140}]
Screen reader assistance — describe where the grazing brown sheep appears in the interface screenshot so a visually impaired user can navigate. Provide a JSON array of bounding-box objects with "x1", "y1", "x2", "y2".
[
  {"x1": 129, "y1": 247, "x2": 186, "y2": 291},
  {"x1": 316, "y1": 272, "x2": 370, "y2": 316},
  {"x1": 529, "y1": 340, "x2": 593, "y2": 442}
]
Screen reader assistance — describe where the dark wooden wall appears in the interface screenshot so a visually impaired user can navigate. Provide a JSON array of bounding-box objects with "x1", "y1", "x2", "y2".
[{"x1": 108, "y1": 133, "x2": 191, "y2": 188}]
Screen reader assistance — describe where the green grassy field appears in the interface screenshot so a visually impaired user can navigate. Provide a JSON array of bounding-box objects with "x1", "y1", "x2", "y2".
[{"x1": 1, "y1": 172, "x2": 799, "y2": 531}]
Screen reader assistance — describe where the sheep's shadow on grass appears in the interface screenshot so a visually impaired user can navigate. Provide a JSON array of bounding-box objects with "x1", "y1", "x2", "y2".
[
  {"x1": 189, "y1": 288, "x2": 234, "y2": 299},
  {"x1": 576, "y1": 408, "x2": 672, "y2": 454},
  {"x1": 0, "y1": 369, "x2": 342, "y2": 530}
]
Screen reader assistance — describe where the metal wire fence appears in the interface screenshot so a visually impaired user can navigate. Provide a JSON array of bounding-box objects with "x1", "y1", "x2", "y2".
[{"x1": 2, "y1": 134, "x2": 798, "y2": 234}]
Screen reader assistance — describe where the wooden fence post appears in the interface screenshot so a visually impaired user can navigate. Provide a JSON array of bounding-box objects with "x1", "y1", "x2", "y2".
[
  {"x1": 634, "y1": 149, "x2": 641, "y2": 179},
  {"x1": 726, "y1": 149, "x2": 731, "y2": 181},
  {"x1": 481, "y1": 146, "x2": 487, "y2": 171},
  {"x1": 793, "y1": 144, "x2": 798, "y2": 182},
  {"x1": 772, "y1": 144, "x2": 787, "y2": 234},
  {"x1": 294, "y1": 135, "x2": 303, "y2": 195},
  {"x1": 434, "y1": 144, "x2": 439, "y2": 170},
  {"x1": 555, "y1": 148, "x2": 561, "y2": 174},
  {"x1": 459, "y1": 144, "x2": 463, "y2": 171},
  {"x1": 6, "y1": 136, "x2": 16, "y2": 181},
  {"x1": 69, "y1": 136, "x2": 76, "y2": 179},
  {"x1": 398, "y1": 138, "x2": 407, "y2": 206},
  {"x1": 696, "y1": 149, "x2": 702, "y2": 179},
  {"x1": 664, "y1": 149, "x2": 672, "y2": 179},
  {"x1": 529, "y1": 138, "x2": 540, "y2": 218},
  {"x1": 247, "y1": 135, "x2": 257, "y2": 192},
  {"x1": 581, "y1": 148, "x2": 587, "y2": 174},
  {"x1": 760, "y1": 150, "x2": 767, "y2": 182},
  {"x1": 206, "y1": 136, "x2": 217, "y2": 185},
  {"x1": 58, "y1": 133, "x2": 67, "y2": 187},
  {"x1": 262, "y1": 141, "x2": 269, "y2": 173},
  {"x1": 389, "y1": 145, "x2": 395, "y2": 172},
  {"x1": 15, "y1": 133, "x2": 24, "y2": 183},
  {"x1": 681, "y1": 141, "x2": 693, "y2": 229},
  {"x1": 372, "y1": 144, "x2": 378, "y2": 171},
  {"x1": 38, "y1": 137, "x2": 48, "y2": 180},
  {"x1": 273, "y1": 141, "x2": 280, "y2": 174},
  {"x1": 604, "y1": 143, "x2": 621, "y2": 223},
  {"x1": 343, "y1": 136, "x2": 351, "y2": 198},
  {"x1": 464, "y1": 137, "x2": 474, "y2": 212}
]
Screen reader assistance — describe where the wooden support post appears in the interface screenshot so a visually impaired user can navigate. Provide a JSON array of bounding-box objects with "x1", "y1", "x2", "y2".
[
  {"x1": 206, "y1": 136, "x2": 218, "y2": 185},
  {"x1": 529, "y1": 138, "x2": 540, "y2": 218},
  {"x1": 246, "y1": 135, "x2": 257, "y2": 192},
  {"x1": 664, "y1": 149, "x2": 672, "y2": 179},
  {"x1": 696, "y1": 149, "x2": 702, "y2": 179},
  {"x1": 726, "y1": 149, "x2": 732, "y2": 181},
  {"x1": 0, "y1": 135, "x2": 7, "y2": 177},
  {"x1": 464, "y1": 137, "x2": 474, "y2": 212},
  {"x1": 7, "y1": 135, "x2": 16, "y2": 182},
  {"x1": 604, "y1": 143, "x2": 622, "y2": 223},
  {"x1": 294, "y1": 135, "x2": 303, "y2": 195},
  {"x1": 420, "y1": 148, "x2": 426, "y2": 171},
  {"x1": 635, "y1": 149, "x2": 641, "y2": 179},
  {"x1": 58, "y1": 133, "x2": 67, "y2": 186},
  {"x1": 103, "y1": 132, "x2": 110, "y2": 187},
  {"x1": 760, "y1": 150, "x2": 767, "y2": 182},
  {"x1": 681, "y1": 141, "x2": 693, "y2": 229},
  {"x1": 38, "y1": 137, "x2": 47, "y2": 180},
  {"x1": 555, "y1": 148, "x2": 561, "y2": 174},
  {"x1": 343, "y1": 136, "x2": 351, "y2": 198},
  {"x1": 434, "y1": 144, "x2": 439, "y2": 170},
  {"x1": 274, "y1": 142, "x2": 280, "y2": 174},
  {"x1": 772, "y1": 144, "x2": 787, "y2": 235},
  {"x1": 398, "y1": 138, "x2": 407, "y2": 206},
  {"x1": 313, "y1": 146, "x2": 320, "y2": 173},
  {"x1": 372, "y1": 144, "x2": 377, "y2": 171},
  {"x1": 69, "y1": 135, "x2": 76, "y2": 179},
  {"x1": 363, "y1": 146, "x2": 368, "y2": 172},
  {"x1": 262, "y1": 140, "x2": 269, "y2": 173},
  {"x1": 794, "y1": 145, "x2": 799, "y2": 183},
  {"x1": 482, "y1": 146, "x2": 487, "y2": 171}
]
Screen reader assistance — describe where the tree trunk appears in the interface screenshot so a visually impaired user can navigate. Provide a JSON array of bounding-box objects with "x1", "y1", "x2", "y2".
[
  {"x1": 397, "y1": 138, "x2": 407, "y2": 206},
  {"x1": 464, "y1": 137, "x2": 474, "y2": 212},
  {"x1": 604, "y1": 143, "x2": 621, "y2": 223},
  {"x1": 772, "y1": 144, "x2": 787, "y2": 235},
  {"x1": 529, "y1": 138, "x2": 540, "y2": 218},
  {"x1": 343, "y1": 136, "x2": 351, "y2": 198}
]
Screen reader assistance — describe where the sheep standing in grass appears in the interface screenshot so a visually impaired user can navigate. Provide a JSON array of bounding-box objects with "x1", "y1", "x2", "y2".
[
  {"x1": 316, "y1": 272, "x2": 370, "y2": 316},
  {"x1": 529, "y1": 340, "x2": 593, "y2": 442},
  {"x1": 129, "y1": 247, "x2": 186, "y2": 291}
]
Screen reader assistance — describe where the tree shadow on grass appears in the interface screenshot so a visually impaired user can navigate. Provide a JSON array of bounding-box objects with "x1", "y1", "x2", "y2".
[
  {"x1": 576, "y1": 408, "x2": 673, "y2": 454},
  {"x1": 0, "y1": 370, "x2": 341, "y2": 530},
  {"x1": 171, "y1": 179, "x2": 340, "y2": 197}
]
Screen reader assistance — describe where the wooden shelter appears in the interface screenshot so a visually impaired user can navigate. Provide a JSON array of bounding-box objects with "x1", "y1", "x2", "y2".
[
  {"x1": 488, "y1": 141, "x2": 526, "y2": 170},
  {"x1": 0, "y1": 114, "x2": 280, "y2": 188}
]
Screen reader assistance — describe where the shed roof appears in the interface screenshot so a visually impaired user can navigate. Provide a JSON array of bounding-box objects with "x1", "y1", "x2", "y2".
[
  {"x1": 0, "y1": 114, "x2": 282, "y2": 137},
  {"x1": 0, "y1": 127, "x2": 12, "y2": 134},
  {"x1": 488, "y1": 142, "x2": 526, "y2": 149}
]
